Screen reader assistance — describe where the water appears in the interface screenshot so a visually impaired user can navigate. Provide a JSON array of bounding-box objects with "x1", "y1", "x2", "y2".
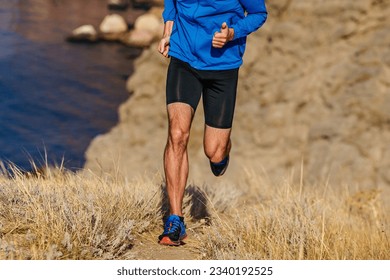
[{"x1": 0, "y1": 0, "x2": 142, "y2": 171}]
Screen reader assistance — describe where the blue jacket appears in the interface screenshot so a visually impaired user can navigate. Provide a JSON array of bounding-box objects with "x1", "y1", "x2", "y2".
[{"x1": 163, "y1": 0, "x2": 267, "y2": 70}]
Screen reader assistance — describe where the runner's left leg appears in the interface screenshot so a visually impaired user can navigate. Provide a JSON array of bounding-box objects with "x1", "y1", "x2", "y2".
[{"x1": 203, "y1": 125, "x2": 231, "y2": 164}]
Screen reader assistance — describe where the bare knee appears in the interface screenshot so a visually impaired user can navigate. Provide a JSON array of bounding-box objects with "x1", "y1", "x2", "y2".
[
  {"x1": 168, "y1": 127, "x2": 190, "y2": 151},
  {"x1": 204, "y1": 141, "x2": 230, "y2": 163}
]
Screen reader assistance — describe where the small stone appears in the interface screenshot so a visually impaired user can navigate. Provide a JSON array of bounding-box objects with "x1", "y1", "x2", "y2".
[{"x1": 66, "y1": 24, "x2": 98, "y2": 43}]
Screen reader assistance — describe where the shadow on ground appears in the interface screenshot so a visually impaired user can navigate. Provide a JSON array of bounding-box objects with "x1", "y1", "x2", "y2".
[{"x1": 160, "y1": 183, "x2": 211, "y2": 224}]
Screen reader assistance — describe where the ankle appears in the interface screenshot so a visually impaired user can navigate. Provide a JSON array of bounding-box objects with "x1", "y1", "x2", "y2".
[{"x1": 210, "y1": 154, "x2": 229, "y2": 164}]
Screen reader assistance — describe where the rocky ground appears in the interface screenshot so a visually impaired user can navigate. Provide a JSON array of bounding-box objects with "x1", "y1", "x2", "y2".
[{"x1": 84, "y1": 0, "x2": 390, "y2": 194}]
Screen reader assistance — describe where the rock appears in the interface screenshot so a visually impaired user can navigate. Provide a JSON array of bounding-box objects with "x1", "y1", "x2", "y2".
[
  {"x1": 132, "y1": 0, "x2": 162, "y2": 8},
  {"x1": 108, "y1": 0, "x2": 129, "y2": 10},
  {"x1": 66, "y1": 24, "x2": 98, "y2": 43},
  {"x1": 307, "y1": 141, "x2": 376, "y2": 188},
  {"x1": 380, "y1": 148, "x2": 390, "y2": 184},
  {"x1": 120, "y1": 29, "x2": 155, "y2": 48},
  {"x1": 332, "y1": 21, "x2": 358, "y2": 39},
  {"x1": 99, "y1": 14, "x2": 128, "y2": 40},
  {"x1": 134, "y1": 13, "x2": 162, "y2": 39},
  {"x1": 120, "y1": 11, "x2": 163, "y2": 48}
]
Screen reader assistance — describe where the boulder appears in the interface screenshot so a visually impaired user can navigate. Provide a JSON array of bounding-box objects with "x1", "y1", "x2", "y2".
[
  {"x1": 107, "y1": 0, "x2": 129, "y2": 10},
  {"x1": 99, "y1": 14, "x2": 128, "y2": 40},
  {"x1": 120, "y1": 29, "x2": 155, "y2": 48},
  {"x1": 134, "y1": 13, "x2": 162, "y2": 39},
  {"x1": 132, "y1": 0, "x2": 163, "y2": 8},
  {"x1": 121, "y1": 11, "x2": 163, "y2": 48}
]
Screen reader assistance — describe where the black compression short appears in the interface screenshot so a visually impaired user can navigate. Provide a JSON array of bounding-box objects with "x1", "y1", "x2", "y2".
[{"x1": 166, "y1": 57, "x2": 239, "y2": 129}]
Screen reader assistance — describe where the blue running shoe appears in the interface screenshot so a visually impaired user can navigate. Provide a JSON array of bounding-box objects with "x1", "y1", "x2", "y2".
[
  {"x1": 158, "y1": 215, "x2": 187, "y2": 246},
  {"x1": 210, "y1": 155, "x2": 229, "y2": 177}
]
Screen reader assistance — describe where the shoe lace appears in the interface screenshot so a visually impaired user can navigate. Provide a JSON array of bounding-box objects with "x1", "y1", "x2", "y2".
[{"x1": 166, "y1": 218, "x2": 181, "y2": 234}]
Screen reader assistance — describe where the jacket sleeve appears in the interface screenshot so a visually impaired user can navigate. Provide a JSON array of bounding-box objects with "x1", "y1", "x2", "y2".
[
  {"x1": 162, "y1": 0, "x2": 176, "y2": 22},
  {"x1": 231, "y1": 0, "x2": 267, "y2": 39}
]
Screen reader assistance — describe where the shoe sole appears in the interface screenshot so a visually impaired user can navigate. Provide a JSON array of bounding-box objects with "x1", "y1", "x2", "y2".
[{"x1": 159, "y1": 234, "x2": 187, "y2": 246}]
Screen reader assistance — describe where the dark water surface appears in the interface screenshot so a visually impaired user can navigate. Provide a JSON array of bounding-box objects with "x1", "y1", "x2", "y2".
[{"x1": 0, "y1": 0, "x2": 142, "y2": 171}]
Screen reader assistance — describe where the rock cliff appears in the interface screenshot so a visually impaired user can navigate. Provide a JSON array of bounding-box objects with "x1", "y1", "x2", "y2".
[{"x1": 84, "y1": 0, "x2": 390, "y2": 190}]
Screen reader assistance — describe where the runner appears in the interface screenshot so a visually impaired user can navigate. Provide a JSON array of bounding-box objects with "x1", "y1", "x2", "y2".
[{"x1": 157, "y1": 0, "x2": 267, "y2": 246}]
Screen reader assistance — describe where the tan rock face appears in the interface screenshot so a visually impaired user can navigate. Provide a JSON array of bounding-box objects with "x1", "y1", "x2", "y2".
[{"x1": 85, "y1": 0, "x2": 390, "y2": 191}]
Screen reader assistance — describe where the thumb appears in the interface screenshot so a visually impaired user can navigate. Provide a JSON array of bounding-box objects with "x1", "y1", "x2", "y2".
[{"x1": 221, "y1": 22, "x2": 228, "y2": 31}]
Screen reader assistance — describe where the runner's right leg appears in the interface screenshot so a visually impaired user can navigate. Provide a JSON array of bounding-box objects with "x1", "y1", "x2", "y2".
[
  {"x1": 164, "y1": 102, "x2": 194, "y2": 216},
  {"x1": 160, "y1": 103, "x2": 193, "y2": 245}
]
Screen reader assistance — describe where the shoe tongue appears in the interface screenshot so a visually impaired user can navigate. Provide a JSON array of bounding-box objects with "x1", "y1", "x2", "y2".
[{"x1": 168, "y1": 215, "x2": 184, "y2": 223}]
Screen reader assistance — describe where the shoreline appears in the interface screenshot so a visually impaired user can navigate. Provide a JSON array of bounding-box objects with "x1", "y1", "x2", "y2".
[{"x1": 0, "y1": 0, "x2": 148, "y2": 171}]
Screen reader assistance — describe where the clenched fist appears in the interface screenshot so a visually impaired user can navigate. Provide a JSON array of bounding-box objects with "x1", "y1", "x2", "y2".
[
  {"x1": 158, "y1": 35, "x2": 170, "y2": 57},
  {"x1": 212, "y1": 22, "x2": 234, "y2": 48}
]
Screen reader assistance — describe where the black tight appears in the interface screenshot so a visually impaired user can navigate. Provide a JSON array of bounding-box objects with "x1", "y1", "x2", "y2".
[{"x1": 166, "y1": 57, "x2": 239, "y2": 129}]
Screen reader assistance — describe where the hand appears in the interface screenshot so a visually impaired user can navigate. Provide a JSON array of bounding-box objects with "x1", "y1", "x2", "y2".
[
  {"x1": 212, "y1": 22, "x2": 234, "y2": 48},
  {"x1": 158, "y1": 35, "x2": 170, "y2": 57}
]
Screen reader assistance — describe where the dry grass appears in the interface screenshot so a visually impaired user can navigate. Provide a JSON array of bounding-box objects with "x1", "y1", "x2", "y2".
[
  {"x1": 0, "y1": 164, "x2": 388, "y2": 260},
  {"x1": 0, "y1": 165, "x2": 162, "y2": 259},
  {"x1": 198, "y1": 169, "x2": 390, "y2": 260}
]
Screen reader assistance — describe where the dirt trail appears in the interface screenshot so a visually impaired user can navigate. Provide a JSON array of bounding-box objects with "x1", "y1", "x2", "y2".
[
  {"x1": 128, "y1": 183, "x2": 210, "y2": 260},
  {"x1": 131, "y1": 233, "x2": 199, "y2": 260}
]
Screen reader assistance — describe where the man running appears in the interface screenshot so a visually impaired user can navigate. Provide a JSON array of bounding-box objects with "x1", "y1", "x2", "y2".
[{"x1": 157, "y1": 0, "x2": 267, "y2": 246}]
